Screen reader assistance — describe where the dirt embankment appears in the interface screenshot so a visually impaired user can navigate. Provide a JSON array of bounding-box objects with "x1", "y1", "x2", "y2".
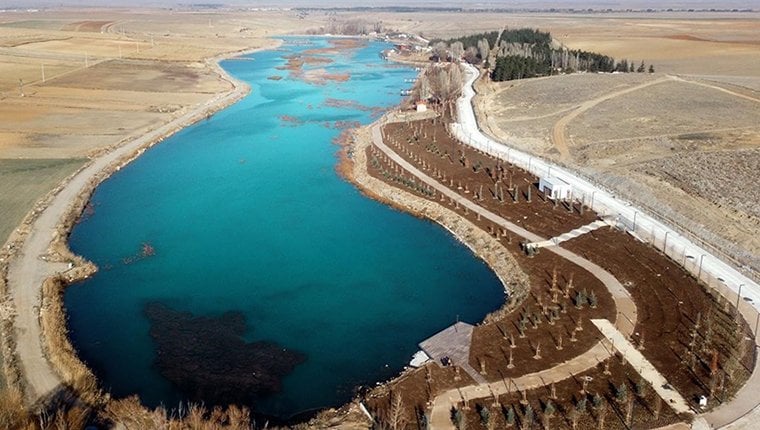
[
  {"x1": 340, "y1": 108, "x2": 753, "y2": 427},
  {"x1": 338, "y1": 116, "x2": 531, "y2": 308}
]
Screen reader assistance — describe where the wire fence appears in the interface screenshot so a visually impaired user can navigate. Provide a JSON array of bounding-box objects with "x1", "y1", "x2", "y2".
[{"x1": 589, "y1": 173, "x2": 760, "y2": 286}]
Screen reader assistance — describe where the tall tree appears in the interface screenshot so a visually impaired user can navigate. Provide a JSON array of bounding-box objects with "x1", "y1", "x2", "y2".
[
  {"x1": 432, "y1": 41, "x2": 448, "y2": 62},
  {"x1": 450, "y1": 41, "x2": 465, "y2": 61}
]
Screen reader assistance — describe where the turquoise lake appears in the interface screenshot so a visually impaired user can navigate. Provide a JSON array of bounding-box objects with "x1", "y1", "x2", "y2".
[{"x1": 65, "y1": 38, "x2": 505, "y2": 420}]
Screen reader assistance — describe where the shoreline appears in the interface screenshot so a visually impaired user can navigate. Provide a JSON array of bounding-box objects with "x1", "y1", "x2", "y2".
[
  {"x1": 0, "y1": 38, "x2": 282, "y2": 406},
  {"x1": 3, "y1": 34, "x2": 528, "y2": 424},
  {"x1": 337, "y1": 112, "x2": 531, "y2": 316}
]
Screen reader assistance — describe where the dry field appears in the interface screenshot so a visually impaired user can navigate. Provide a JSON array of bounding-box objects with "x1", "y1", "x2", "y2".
[
  {"x1": 0, "y1": 158, "x2": 85, "y2": 244},
  {"x1": 473, "y1": 14, "x2": 760, "y2": 278},
  {"x1": 380, "y1": 9, "x2": 760, "y2": 274},
  {"x1": 0, "y1": 8, "x2": 327, "y2": 246},
  {"x1": 363, "y1": 11, "x2": 760, "y2": 74}
]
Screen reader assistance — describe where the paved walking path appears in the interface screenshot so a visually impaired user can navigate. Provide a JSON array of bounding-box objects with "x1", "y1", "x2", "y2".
[
  {"x1": 455, "y1": 63, "x2": 760, "y2": 429},
  {"x1": 369, "y1": 121, "x2": 639, "y2": 430},
  {"x1": 592, "y1": 319, "x2": 691, "y2": 414},
  {"x1": 430, "y1": 340, "x2": 615, "y2": 429},
  {"x1": 526, "y1": 219, "x2": 612, "y2": 249}
]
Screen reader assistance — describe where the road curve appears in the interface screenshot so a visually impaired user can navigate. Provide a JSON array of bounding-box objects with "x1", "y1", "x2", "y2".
[
  {"x1": 454, "y1": 62, "x2": 760, "y2": 430},
  {"x1": 369, "y1": 122, "x2": 637, "y2": 430},
  {"x1": 550, "y1": 76, "x2": 672, "y2": 162}
]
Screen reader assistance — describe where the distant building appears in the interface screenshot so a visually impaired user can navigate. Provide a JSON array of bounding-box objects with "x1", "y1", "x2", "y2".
[
  {"x1": 539, "y1": 176, "x2": 572, "y2": 200},
  {"x1": 415, "y1": 101, "x2": 428, "y2": 112}
]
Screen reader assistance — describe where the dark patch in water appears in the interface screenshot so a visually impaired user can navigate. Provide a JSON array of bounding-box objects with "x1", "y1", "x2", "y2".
[{"x1": 144, "y1": 302, "x2": 305, "y2": 406}]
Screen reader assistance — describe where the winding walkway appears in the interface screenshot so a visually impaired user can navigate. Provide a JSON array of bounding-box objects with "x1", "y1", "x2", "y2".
[
  {"x1": 455, "y1": 63, "x2": 760, "y2": 429},
  {"x1": 369, "y1": 121, "x2": 638, "y2": 430}
]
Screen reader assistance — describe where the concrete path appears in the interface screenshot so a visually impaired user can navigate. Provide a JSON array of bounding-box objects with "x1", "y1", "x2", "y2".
[
  {"x1": 429, "y1": 340, "x2": 617, "y2": 429},
  {"x1": 454, "y1": 63, "x2": 758, "y2": 308},
  {"x1": 454, "y1": 62, "x2": 760, "y2": 429},
  {"x1": 370, "y1": 121, "x2": 639, "y2": 430},
  {"x1": 5, "y1": 62, "x2": 249, "y2": 405},
  {"x1": 526, "y1": 219, "x2": 611, "y2": 249},
  {"x1": 592, "y1": 319, "x2": 691, "y2": 414}
]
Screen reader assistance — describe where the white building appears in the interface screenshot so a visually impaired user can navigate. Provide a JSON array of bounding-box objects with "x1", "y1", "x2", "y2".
[{"x1": 539, "y1": 176, "x2": 572, "y2": 200}]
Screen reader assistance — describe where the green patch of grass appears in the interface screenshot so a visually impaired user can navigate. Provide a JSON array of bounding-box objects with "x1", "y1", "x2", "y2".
[{"x1": 0, "y1": 158, "x2": 86, "y2": 246}]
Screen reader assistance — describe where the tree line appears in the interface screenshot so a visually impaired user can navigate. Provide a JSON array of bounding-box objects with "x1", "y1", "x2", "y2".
[{"x1": 431, "y1": 28, "x2": 655, "y2": 81}]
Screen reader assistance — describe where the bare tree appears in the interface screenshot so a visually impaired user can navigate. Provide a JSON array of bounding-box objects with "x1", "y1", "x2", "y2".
[
  {"x1": 464, "y1": 46, "x2": 479, "y2": 63},
  {"x1": 418, "y1": 73, "x2": 432, "y2": 101},
  {"x1": 477, "y1": 38, "x2": 490, "y2": 64},
  {"x1": 387, "y1": 393, "x2": 408, "y2": 430},
  {"x1": 432, "y1": 41, "x2": 448, "y2": 62},
  {"x1": 450, "y1": 41, "x2": 464, "y2": 61}
]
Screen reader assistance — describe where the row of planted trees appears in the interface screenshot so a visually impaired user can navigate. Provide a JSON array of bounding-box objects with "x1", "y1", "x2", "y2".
[
  {"x1": 450, "y1": 374, "x2": 665, "y2": 430},
  {"x1": 429, "y1": 28, "x2": 655, "y2": 81}
]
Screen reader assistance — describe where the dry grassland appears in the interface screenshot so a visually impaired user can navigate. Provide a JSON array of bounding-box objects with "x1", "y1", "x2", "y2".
[
  {"x1": 473, "y1": 12, "x2": 760, "y2": 278},
  {"x1": 0, "y1": 158, "x2": 85, "y2": 244},
  {"x1": 0, "y1": 8, "x2": 326, "y2": 247},
  {"x1": 569, "y1": 80, "x2": 760, "y2": 146}
]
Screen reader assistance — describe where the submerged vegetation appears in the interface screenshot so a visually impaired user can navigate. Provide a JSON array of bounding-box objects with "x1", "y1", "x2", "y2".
[{"x1": 144, "y1": 302, "x2": 306, "y2": 406}]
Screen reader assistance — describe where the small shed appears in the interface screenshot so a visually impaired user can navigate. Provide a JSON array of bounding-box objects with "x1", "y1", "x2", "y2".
[
  {"x1": 539, "y1": 176, "x2": 572, "y2": 200},
  {"x1": 415, "y1": 101, "x2": 428, "y2": 112}
]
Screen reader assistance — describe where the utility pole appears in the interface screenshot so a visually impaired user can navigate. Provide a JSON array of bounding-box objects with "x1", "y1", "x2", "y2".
[
  {"x1": 41, "y1": 63, "x2": 45, "y2": 83},
  {"x1": 18, "y1": 78, "x2": 24, "y2": 97}
]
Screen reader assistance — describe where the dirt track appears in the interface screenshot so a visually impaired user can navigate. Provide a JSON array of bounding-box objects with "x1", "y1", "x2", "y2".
[
  {"x1": 550, "y1": 76, "x2": 672, "y2": 161},
  {"x1": 4, "y1": 56, "x2": 251, "y2": 405}
]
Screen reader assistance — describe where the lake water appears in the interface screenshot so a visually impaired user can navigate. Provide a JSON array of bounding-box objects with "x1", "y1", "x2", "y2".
[{"x1": 65, "y1": 38, "x2": 504, "y2": 420}]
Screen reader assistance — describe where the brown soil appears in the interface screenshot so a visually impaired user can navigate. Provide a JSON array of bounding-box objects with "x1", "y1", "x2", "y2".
[
  {"x1": 381, "y1": 119, "x2": 598, "y2": 239},
  {"x1": 303, "y1": 38, "x2": 367, "y2": 56},
  {"x1": 366, "y1": 120, "x2": 615, "y2": 375},
  {"x1": 563, "y1": 227, "x2": 756, "y2": 409},
  {"x1": 61, "y1": 20, "x2": 112, "y2": 32},
  {"x1": 303, "y1": 56, "x2": 334, "y2": 65},
  {"x1": 364, "y1": 363, "x2": 475, "y2": 424},
  {"x1": 457, "y1": 357, "x2": 685, "y2": 430},
  {"x1": 323, "y1": 72, "x2": 351, "y2": 82},
  {"x1": 664, "y1": 34, "x2": 712, "y2": 42},
  {"x1": 356, "y1": 113, "x2": 753, "y2": 428}
]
